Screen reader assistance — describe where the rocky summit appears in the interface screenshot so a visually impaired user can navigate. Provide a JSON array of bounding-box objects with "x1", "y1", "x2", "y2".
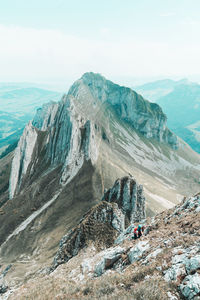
[{"x1": 0, "y1": 73, "x2": 200, "y2": 299}]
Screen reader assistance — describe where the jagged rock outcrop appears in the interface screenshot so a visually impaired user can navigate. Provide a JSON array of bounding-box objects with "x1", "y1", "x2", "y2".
[
  {"x1": 9, "y1": 122, "x2": 38, "y2": 199},
  {"x1": 32, "y1": 101, "x2": 59, "y2": 131},
  {"x1": 52, "y1": 176, "x2": 146, "y2": 270},
  {"x1": 102, "y1": 176, "x2": 146, "y2": 224},
  {"x1": 52, "y1": 201, "x2": 124, "y2": 269},
  {"x1": 9, "y1": 91, "x2": 100, "y2": 198}
]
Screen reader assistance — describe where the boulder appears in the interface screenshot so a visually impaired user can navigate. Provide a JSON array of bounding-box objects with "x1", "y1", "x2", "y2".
[
  {"x1": 128, "y1": 240, "x2": 149, "y2": 264},
  {"x1": 94, "y1": 246, "x2": 125, "y2": 277},
  {"x1": 164, "y1": 264, "x2": 186, "y2": 282},
  {"x1": 179, "y1": 273, "x2": 200, "y2": 300}
]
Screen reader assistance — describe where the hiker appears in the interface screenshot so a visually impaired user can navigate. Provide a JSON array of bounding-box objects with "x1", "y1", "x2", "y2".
[
  {"x1": 133, "y1": 227, "x2": 138, "y2": 239},
  {"x1": 137, "y1": 225, "x2": 142, "y2": 238}
]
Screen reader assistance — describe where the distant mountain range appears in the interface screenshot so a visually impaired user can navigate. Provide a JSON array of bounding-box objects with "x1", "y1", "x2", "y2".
[
  {"x1": 0, "y1": 86, "x2": 61, "y2": 115},
  {"x1": 0, "y1": 84, "x2": 61, "y2": 156},
  {"x1": 134, "y1": 79, "x2": 200, "y2": 153}
]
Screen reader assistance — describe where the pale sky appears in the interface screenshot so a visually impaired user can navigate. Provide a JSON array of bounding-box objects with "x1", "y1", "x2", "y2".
[{"x1": 0, "y1": 0, "x2": 200, "y2": 89}]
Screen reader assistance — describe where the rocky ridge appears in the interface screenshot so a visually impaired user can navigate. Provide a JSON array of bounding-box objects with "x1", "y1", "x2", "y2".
[
  {"x1": 7, "y1": 192, "x2": 200, "y2": 300},
  {"x1": 51, "y1": 193, "x2": 200, "y2": 299},
  {"x1": 102, "y1": 176, "x2": 146, "y2": 224},
  {"x1": 52, "y1": 176, "x2": 146, "y2": 270}
]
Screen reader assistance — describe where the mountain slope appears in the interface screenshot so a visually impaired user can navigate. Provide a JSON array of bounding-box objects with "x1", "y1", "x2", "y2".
[
  {"x1": 0, "y1": 85, "x2": 61, "y2": 156},
  {"x1": 133, "y1": 78, "x2": 191, "y2": 102},
  {"x1": 134, "y1": 79, "x2": 200, "y2": 153},
  {"x1": 0, "y1": 87, "x2": 61, "y2": 116},
  {"x1": 0, "y1": 111, "x2": 25, "y2": 156},
  {"x1": 4, "y1": 188, "x2": 200, "y2": 300},
  {"x1": 156, "y1": 84, "x2": 200, "y2": 153},
  {"x1": 0, "y1": 73, "x2": 200, "y2": 298}
]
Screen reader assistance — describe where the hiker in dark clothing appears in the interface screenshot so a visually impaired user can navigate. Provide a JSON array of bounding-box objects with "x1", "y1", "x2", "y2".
[{"x1": 137, "y1": 225, "x2": 142, "y2": 238}]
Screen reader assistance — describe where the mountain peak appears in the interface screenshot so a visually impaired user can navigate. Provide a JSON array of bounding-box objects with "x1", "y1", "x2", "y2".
[
  {"x1": 81, "y1": 72, "x2": 106, "y2": 81},
  {"x1": 68, "y1": 73, "x2": 178, "y2": 148}
]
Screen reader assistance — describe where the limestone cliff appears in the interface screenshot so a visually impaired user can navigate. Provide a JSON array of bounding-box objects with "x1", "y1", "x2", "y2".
[
  {"x1": 70, "y1": 72, "x2": 178, "y2": 147},
  {"x1": 9, "y1": 122, "x2": 38, "y2": 199},
  {"x1": 9, "y1": 93, "x2": 100, "y2": 198}
]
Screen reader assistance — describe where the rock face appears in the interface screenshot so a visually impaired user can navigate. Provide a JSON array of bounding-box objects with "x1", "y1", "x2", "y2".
[
  {"x1": 52, "y1": 176, "x2": 146, "y2": 270},
  {"x1": 52, "y1": 201, "x2": 124, "y2": 269},
  {"x1": 94, "y1": 246, "x2": 126, "y2": 277},
  {"x1": 9, "y1": 122, "x2": 38, "y2": 199},
  {"x1": 179, "y1": 273, "x2": 200, "y2": 300},
  {"x1": 102, "y1": 176, "x2": 146, "y2": 224},
  {"x1": 71, "y1": 72, "x2": 178, "y2": 147},
  {"x1": 9, "y1": 91, "x2": 99, "y2": 199},
  {"x1": 128, "y1": 240, "x2": 149, "y2": 264}
]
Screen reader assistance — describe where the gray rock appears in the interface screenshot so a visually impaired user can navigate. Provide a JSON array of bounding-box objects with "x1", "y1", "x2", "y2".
[
  {"x1": 195, "y1": 206, "x2": 200, "y2": 213},
  {"x1": 0, "y1": 284, "x2": 8, "y2": 294},
  {"x1": 167, "y1": 291, "x2": 179, "y2": 300},
  {"x1": 102, "y1": 176, "x2": 146, "y2": 224},
  {"x1": 164, "y1": 248, "x2": 200, "y2": 285},
  {"x1": 9, "y1": 72, "x2": 178, "y2": 200},
  {"x1": 164, "y1": 263, "x2": 186, "y2": 282},
  {"x1": 179, "y1": 273, "x2": 200, "y2": 299},
  {"x1": 144, "y1": 248, "x2": 163, "y2": 264},
  {"x1": 128, "y1": 240, "x2": 149, "y2": 264},
  {"x1": 94, "y1": 246, "x2": 125, "y2": 277},
  {"x1": 114, "y1": 224, "x2": 136, "y2": 244},
  {"x1": 185, "y1": 255, "x2": 200, "y2": 274},
  {"x1": 114, "y1": 232, "x2": 126, "y2": 245},
  {"x1": 124, "y1": 224, "x2": 135, "y2": 234}
]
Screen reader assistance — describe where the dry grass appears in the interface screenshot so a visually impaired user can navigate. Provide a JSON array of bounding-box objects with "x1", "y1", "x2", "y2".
[
  {"x1": 8, "y1": 197, "x2": 200, "y2": 300},
  {"x1": 10, "y1": 264, "x2": 174, "y2": 300}
]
